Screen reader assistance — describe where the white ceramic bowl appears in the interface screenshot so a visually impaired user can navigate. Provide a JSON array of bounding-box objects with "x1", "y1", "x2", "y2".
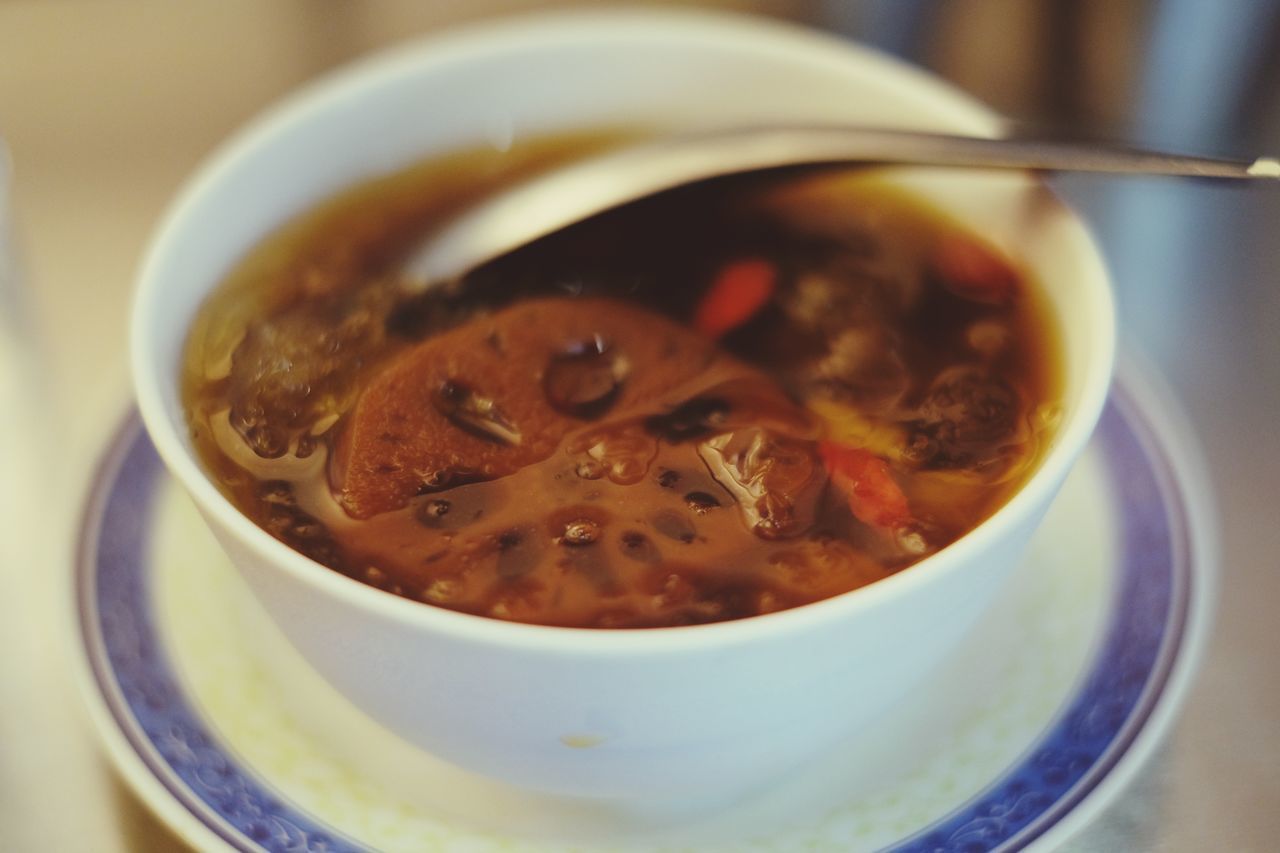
[{"x1": 131, "y1": 9, "x2": 1115, "y2": 801}]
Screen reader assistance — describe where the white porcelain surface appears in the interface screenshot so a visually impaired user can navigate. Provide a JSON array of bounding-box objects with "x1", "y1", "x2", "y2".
[{"x1": 129, "y1": 9, "x2": 1115, "y2": 798}]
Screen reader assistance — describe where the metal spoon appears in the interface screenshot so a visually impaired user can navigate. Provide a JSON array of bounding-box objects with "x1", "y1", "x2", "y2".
[{"x1": 403, "y1": 124, "x2": 1280, "y2": 290}]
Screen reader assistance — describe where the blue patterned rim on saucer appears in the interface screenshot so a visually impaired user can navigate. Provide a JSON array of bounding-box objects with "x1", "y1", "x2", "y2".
[{"x1": 75, "y1": 373, "x2": 1200, "y2": 853}]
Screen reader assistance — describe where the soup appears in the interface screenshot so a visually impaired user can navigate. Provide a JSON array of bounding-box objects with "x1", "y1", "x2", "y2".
[{"x1": 182, "y1": 136, "x2": 1061, "y2": 628}]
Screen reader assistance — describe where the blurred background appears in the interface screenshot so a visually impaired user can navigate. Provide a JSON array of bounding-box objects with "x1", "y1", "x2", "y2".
[{"x1": 1, "y1": 1, "x2": 1276, "y2": 850}]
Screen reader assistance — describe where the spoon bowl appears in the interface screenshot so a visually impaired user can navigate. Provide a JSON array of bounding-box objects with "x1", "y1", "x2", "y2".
[{"x1": 404, "y1": 123, "x2": 1278, "y2": 289}]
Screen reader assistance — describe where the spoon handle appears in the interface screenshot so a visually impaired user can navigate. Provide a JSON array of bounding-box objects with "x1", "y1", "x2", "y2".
[
  {"x1": 779, "y1": 126, "x2": 1280, "y2": 179},
  {"x1": 406, "y1": 125, "x2": 1279, "y2": 288}
]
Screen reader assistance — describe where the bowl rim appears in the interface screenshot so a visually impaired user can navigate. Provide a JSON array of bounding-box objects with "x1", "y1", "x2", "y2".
[{"x1": 130, "y1": 6, "x2": 1116, "y2": 655}]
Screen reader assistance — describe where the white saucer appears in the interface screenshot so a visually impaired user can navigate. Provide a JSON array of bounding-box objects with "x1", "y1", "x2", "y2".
[{"x1": 72, "y1": 360, "x2": 1215, "y2": 852}]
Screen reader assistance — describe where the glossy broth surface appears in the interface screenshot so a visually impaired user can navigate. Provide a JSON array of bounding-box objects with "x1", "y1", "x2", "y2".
[{"x1": 183, "y1": 136, "x2": 1061, "y2": 628}]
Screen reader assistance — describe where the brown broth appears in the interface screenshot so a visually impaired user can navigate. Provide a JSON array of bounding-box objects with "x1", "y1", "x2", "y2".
[{"x1": 182, "y1": 135, "x2": 1062, "y2": 629}]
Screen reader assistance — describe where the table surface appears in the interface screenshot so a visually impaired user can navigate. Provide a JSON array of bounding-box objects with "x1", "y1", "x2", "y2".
[{"x1": 1, "y1": 3, "x2": 1277, "y2": 851}]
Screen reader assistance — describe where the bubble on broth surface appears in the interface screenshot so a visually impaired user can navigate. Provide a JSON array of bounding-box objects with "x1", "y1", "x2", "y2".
[
  {"x1": 571, "y1": 422, "x2": 658, "y2": 486},
  {"x1": 683, "y1": 491, "x2": 722, "y2": 515},
  {"x1": 559, "y1": 518, "x2": 602, "y2": 546},
  {"x1": 544, "y1": 336, "x2": 628, "y2": 419}
]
